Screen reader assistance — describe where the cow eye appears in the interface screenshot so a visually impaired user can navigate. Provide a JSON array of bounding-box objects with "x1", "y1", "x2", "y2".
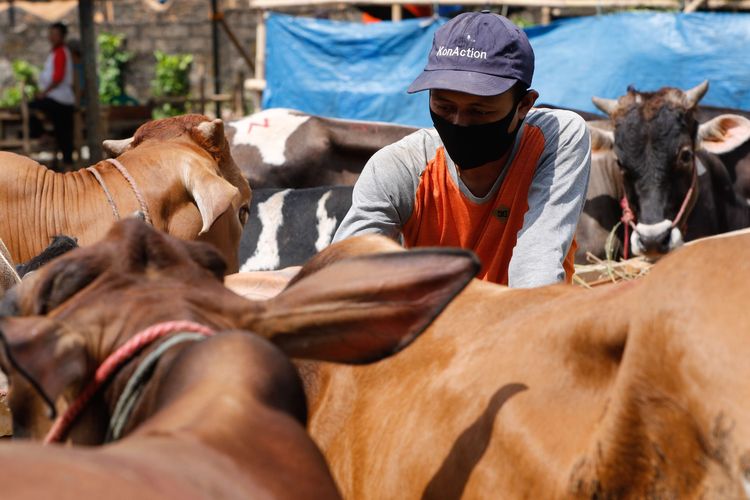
[
  {"x1": 678, "y1": 148, "x2": 693, "y2": 165},
  {"x1": 238, "y1": 206, "x2": 250, "y2": 226}
]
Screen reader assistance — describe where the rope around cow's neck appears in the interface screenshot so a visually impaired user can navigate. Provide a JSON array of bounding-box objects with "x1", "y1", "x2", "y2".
[
  {"x1": 43, "y1": 320, "x2": 216, "y2": 445},
  {"x1": 86, "y1": 158, "x2": 153, "y2": 225},
  {"x1": 86, "y1": 165, "x2": 121, "y2": 220},
  {"x1": 619, "y1": 160, "x2": 698, "y2": 259},
  {"x1": 105, "y1": 332, "x2": 209, "y2": 442}
]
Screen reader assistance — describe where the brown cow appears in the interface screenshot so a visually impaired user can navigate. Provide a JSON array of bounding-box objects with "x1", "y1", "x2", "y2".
[
  {"x1": 286, "y1": 233, "x2": 750, "y2": 498},
  {"x1": 0, "y1": 220, "x2": 476, "y2": 497},
  {"x1": 225, "y1": 108, "x2": 418, "y2": 188},
  {"x1": 225, "y1": 266, "x2": 301, "y2": 301},
  {"x1": 1, "y1": 114, "x2": 251, "y2": 272}
]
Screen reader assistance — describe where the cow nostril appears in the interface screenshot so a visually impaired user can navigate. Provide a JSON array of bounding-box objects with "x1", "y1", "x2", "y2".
[
  {"x1": 635, "y1": 222, "x2": 674, "y2": 253},
  {"x1": 658, "y1": 230, "x2": 671, "y2": 245}
]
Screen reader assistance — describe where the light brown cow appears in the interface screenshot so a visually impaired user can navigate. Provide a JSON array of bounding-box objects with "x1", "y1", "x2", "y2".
[
  {"x1": 224, "y1": 266, "x2": 301, "y2": 301},
  {"x1": 0, "y1": 220, "x2": 476, "y2": 498},
  {"x1": 290, "y1": 233, "x2": 750, "y2": 498},
  {"x1": 1, "y1": 114, "x2": 251, "y2": 273}
]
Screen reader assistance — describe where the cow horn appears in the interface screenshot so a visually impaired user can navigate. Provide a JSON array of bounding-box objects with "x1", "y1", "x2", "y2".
[
  {"x1": 592, "y1": 97, "x2": 619, "y2": 117},
  {"x1": 194, "y1": 118, "x2": 224, "y2": 144},
  {"x1": 684, "y1": 80, "x2": 709, "y2": 109},
  {"x1": 102, "y1": 137, "x2": 134, "y2": 157}
]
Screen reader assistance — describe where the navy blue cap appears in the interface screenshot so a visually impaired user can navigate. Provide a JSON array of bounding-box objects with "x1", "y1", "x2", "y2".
[{"x1": 408, "y1": 11, "x2": 535, "y2": 96}]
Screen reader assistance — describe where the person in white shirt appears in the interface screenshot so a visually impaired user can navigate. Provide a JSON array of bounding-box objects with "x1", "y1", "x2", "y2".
[{"x1": 30, "y1": 22, "x2": 76, "y2": 170}]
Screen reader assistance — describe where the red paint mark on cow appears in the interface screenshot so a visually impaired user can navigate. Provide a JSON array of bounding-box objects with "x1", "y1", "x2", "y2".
[
  {"x1": 247, "y1": 118, "x2": 270, "y2": 134},
  {"x1": 351, "y1": 123, "x2": 372, "y2": 132}
]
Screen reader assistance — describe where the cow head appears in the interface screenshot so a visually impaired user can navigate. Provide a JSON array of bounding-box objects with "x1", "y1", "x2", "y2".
[
  {"x1": 589, "y1": 81, "x2": 750, "y2": 257},
  {"x1": 103, "y1": 115, "x2": 252, "y2": 271},
  {"x1": 0, "y1": 220, "x2": 477, "y2": 442}
]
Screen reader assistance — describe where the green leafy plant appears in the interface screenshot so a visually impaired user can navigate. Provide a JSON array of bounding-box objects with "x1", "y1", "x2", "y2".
[
  {"x1": 510, "y1": 15, "x2": 536, "y2": 29},
  {"x1": 151, "y1": 50, "x2": 193, "y2": 119},
  {"x1": 97, "y1": 32, "x2": 133, "y2": 105},
  {"x1": 0, "y1": 60, "x2": 39, "y2": 108}
]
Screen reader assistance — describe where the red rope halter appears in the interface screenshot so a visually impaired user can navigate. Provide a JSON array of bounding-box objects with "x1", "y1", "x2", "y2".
[
  {"x1": 620, "y1": 195, "x2": 637, "y2": 260},
  {"x1": 43, "y1": 320, "x2": 216, "y2": 445}
]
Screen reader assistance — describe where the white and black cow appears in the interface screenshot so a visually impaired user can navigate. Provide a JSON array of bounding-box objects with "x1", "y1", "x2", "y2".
[
  {"x1": 226, "y1": 109, "x2": 417, "y2": 189},
  {"x1": 239, "y1": 186, "x2": 353, "y2": 272},
  {"x1": 580, "y1": 81, "x2": 750, "y2": 259}
]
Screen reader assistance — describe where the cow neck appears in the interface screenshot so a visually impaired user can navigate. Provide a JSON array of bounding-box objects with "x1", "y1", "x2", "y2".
[
  {"x1": 98, "y1": 326, "x2": 307, "y2": 454},
  {"x1": 84, "y1": 159, "x2": 151, "y2": 223},
  {"x1": 49, "y1": 319, "x2": 218, "y2": 445},
  {"x1": 73, "y1": 299, "x2": 263, "y2": 444},
  {"x1": 9, "y1": 165, "x2": 106, "y2": 262},
  {"x1": 100, "y1": 325, "x2": 213, "y2": 440},
  {"x1": 87, "y1": 159, "x2": 153, "y2": 225}
]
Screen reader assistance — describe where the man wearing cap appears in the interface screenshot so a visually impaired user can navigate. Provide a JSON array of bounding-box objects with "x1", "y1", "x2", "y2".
[{"x1": 333, "y1": 11, "x2": 591, "y2": 287}]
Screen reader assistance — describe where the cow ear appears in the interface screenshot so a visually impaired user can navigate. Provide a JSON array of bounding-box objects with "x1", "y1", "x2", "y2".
[
  {"x1": 587, "y1": 121, "x2": 614, "y2": 152},
  {"x1": 244, "y1": 249, "x2": 480, "y2": 364},
  {"x1": 190, "y1": 118, "x2": 225, "y2": 151},
  {"x1": 0, "y1": 316, "x2": 87, "y2": 417},
  {"x1": 697, "y1": 114, "x2": 750, "y2": 155},
  {"x1": 180, "y1": 156, "x2": 241, "y2": 235}
]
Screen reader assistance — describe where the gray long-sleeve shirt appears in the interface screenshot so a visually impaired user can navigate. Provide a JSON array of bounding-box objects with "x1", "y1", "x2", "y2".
[{"x1": 333, "y1": 107, "x2": 591, "y2": 288}]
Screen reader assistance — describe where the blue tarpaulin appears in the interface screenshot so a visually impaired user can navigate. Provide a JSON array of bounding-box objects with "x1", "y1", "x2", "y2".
[
  {"x1": 262, "y1": 12, "x2": 750, "y2": 126},
  {"x1": 262, "y1": 13, "x2": 445, "y2": 127},
  {"x1": 529, "y1": 12, "x2": 750, "y2": 114}
]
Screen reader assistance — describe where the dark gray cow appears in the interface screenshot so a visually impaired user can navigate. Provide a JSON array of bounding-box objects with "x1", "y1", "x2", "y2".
[
  {"x1": 239, "y1": 186, "x2": 353, "y2": 271},
  {"x1": 226, "y1": 109, "x2": 417, "y2": 189},
  {"x1": 14, "y1": 235, "x2": 78, "y2": 277},
  {"x1": 580, "y1": 81, "x2": 750, "y2": 259}
]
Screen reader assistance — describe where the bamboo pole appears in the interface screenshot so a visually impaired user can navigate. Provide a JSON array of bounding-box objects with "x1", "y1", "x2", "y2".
[
  {"x1": 253, "y1": 10, "x2": 267, "y2": 108},
  {"x1": 683, "y1": 0, "x2": 705, "y2": 11},
  {"x1": 211, "y1": 0, "x2": 222, "y2": 118},
  {"x1": 391, "y1": 3, "x2": 403, "y2": 20},
  {"x1": 218, "y1": 17, "x2": 255, "y2": 72}
]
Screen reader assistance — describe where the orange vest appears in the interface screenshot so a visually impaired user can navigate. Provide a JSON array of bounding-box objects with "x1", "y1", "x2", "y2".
[{"x1": 402, "y1": 125, "x2": 577, "y2": 285}]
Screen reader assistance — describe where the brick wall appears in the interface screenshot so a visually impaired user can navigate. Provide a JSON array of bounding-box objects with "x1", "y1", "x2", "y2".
[{"x1": 0, "y1": 0, "x2": 358, "y2": 111}]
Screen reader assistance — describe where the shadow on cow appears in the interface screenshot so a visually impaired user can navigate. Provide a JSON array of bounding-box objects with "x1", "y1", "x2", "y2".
[{"x1": 294, "y1": 232, "x2": 750, "y2": 498}]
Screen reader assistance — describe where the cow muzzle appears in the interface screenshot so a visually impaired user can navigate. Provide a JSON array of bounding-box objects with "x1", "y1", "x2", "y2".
[{"x1": 631, "y1": 220, "x2": 684, "y2": 257}]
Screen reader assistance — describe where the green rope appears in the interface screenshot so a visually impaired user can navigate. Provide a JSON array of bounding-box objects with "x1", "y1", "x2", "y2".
[
  {"x1": 605, "y1": 221, "x2": 623, "y2": 262},
  {"x1": 106, "y1": 332, "x2": 208, "y2": 442}
]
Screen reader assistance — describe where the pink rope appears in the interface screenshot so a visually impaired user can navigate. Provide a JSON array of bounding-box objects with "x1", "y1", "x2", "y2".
[
  {"x1": 43, "y1": 320, "x2": 216, "y2": 445},
  {"x1": 670, "y1": 164, "x2": 698, "y2": 231},
  {"x1": 620, "y1": 196, "x2": 636, "y2": 260},
  {"x1": 105, "y1": 158, "x2": 153, "y2": 225}
]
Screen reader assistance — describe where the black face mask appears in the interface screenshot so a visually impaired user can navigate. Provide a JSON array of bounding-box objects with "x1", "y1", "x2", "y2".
[{"x1": 430, "y1": 101, "x2": 523, "y2": 171}]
